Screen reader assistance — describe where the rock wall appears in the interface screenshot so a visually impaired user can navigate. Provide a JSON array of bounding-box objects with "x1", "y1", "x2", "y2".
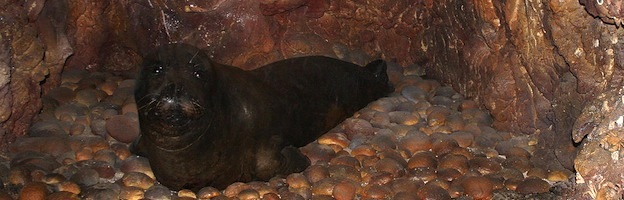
[
  {"x1": 0, "y1": 0, "x2": 623, "y2": 197},
  {"x1": 0, "y1": 0, "x2": 72, "y2": 148}
]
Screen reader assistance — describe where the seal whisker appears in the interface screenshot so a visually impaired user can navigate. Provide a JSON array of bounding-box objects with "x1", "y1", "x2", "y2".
[{"x1": 189, "y1": 50, "x2": 200, "y2": 64}]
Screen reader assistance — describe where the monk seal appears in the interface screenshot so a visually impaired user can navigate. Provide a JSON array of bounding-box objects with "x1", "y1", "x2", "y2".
[{"x1": 133, "y1": 43, "x2": 391, "y2": 191}]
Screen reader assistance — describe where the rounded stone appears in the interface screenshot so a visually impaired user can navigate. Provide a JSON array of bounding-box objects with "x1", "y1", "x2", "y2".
[
  {"x1": 416, "y1": 183, "x2": 451, "y2": 200},
  {"x1": 43, "y1": 173, "x2": 66, "y2": 185},
  {"x1": 120, "y1": 156, "x2": 154, "y2": 179},
  {"x1": 105, "y1": 115, "x2": 140, "y2": 143},
  {"x1": 351, "y1": 144, "x2": 376, "y2": 157},
  {"x1": 399, "y1": 134, "x2": 433, "y2": 156},
  {"x1": 311, "y1": 178, "x2": 337, "y2": 196},
  {"x1": 47, "y1": 87, "x2": 76, "y2": 104},
  {"x1": 526, "y1": 167, "x2": 548, "y2": 179},
  {"x1": 19, "y1": 182, "x2": 49, "y2": 200},
  {"x1": 516, "y1": 177, "x2": 550, "y2": 194},
  {"x1": 461, "y1": 176, "x2": 493, "y2": 199},
  {"x1": 286, "y1": 173, "x2": 311, "y2": 189},
  {"x1": 304, "y1": 165, "x2": 329, "y2": 183},
  {"x1": 438, "y1": 154, "x2": 469, "y2": 173},
  {"x1": 318, "y1": 132, "x2": 349, "y2": 149},
  {"x1": 70, "y1": 168, "x2": 99, "y2": 187},
  {"x1": 333, "y1": 181, "x2": 356, "y2": 200},
  {"x1": 57, "y1": 181, "x2": 81, "y2": 194},
  {"x1": 224, "y1": 182, "x2": 251, "y2": 197},
  {"x1": 121, "y1": 172, "x2": 154, "y2": 190},
  {"x1": 363, "y1": 184, "x2": 392, "y2": 199},
  {"x1": 177, "y1": 189, "x2": 196, "y2": 198},
  {"x1": 449, "y1": 131, "x2": 474, "y2": 148},
  {"x1": 468, "y1": 157, "x2": 502, "y2": 175},
  {"x1": 431, "y1": 138, "x2": 460, "y2": 156},
  {"x1": 238, "y1": 189, "x2": 260, "y2": 200},
  {"x1": 388, "y1": 111, "x2": 420, "y2": 125},
  {"x1": 343, "y1": 118, "x2": 376, "y2": 139},
  {"x1": 143, "y1": 185, "x2": 174, "y2": 200},
  {"x1": 110, "y1": 143, "x2": 132, "y2": 161},
  {"x1": 46, "y1": 191, "x2": 80, "y2": 200},
  {"x1": 547, "y1": 170, "x2": 570, "y2": 182},
  {"x1": 436, "y1": 168, "x2": 463, "y2": 182},
  {"x1": 407, "y1": 151, "x2": 438, "y2": 169},
  {"x1": 374, "y1": 157, "x2": 405, "y2": 177},
  {"x1": 120, "y1": 186, "x2": 144, "y2": 200},
  {"x1": 197, "y1": 186, "x2": 221, "y2": 199}
]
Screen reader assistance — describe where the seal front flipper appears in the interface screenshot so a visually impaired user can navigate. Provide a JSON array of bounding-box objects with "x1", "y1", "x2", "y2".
[{"x1": 254, "y1": 136, "x2": 310, "y2": 180}]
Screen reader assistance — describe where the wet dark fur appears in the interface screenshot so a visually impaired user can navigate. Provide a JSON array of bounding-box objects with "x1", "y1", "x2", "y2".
[{"x1": 133, "y1": 43, "x2": 391, "y2": 191}]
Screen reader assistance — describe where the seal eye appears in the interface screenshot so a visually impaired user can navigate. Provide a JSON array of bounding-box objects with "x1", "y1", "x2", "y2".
[
  {"x1": 190, "y1": 64, "x2": 206, "y2": 79},
  {"x1": 597, "y1": 0, "x2": 604, "y2": 5},
  {"x1": 151, "y1": 65, "x2": 164, "y2": 74}
]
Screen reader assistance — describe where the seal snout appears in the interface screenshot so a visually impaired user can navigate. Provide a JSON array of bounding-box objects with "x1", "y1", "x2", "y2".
[{"x1": 149, "y1": 83, "x2": 204, "y2": 126}]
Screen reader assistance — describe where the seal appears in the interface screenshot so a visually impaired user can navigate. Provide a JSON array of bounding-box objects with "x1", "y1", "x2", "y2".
[{"x1": 133, "y1": 43, "x2": 391, "y2": 191}]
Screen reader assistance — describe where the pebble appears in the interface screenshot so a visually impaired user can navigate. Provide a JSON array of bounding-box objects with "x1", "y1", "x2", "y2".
[
  {"x1": 399, "y1": 133, "x2": 432, "y2": 155},
  {"x1": 401, "y1": 86, "x2": 427, "y2": 102},
  {"x1": 75, "y1": 89, "x2": 105, "y2": 106},
  {"x1": 28, "y1": 121, "x2": 67, "y2": 137},
  {"x1": 197, "y1": 186, "x2": 221, "y2": 199},
  {"x1": 516, "y1": 177, "x2": 550, "y2": 194},
  {"x1": 416, "y1": 183, "x2": 451, "y2": 200},
  {"x1": 547, "y1": 170, "x2": 570, "y2": 182},
  {"x1": 286, "y1": 173, "x2": 311, "y2": 189},
  {"x1": 81, "y1": 183, "x2": 121, "y2": 199},
  {"x1": 143, "y1": 185, "x2": 173, "y2": 200},
  {"x1": 388, "y1": 111, "x2": 420, "y2": 125},
  {"x1": 343, "y1": 118, "x2": 376, "y2": 139},
  {"x1": 311, "y1": 178, "x2": 337, "y2": 196},
  {"x1": 46, "y1": 87, "x2": 76, "y2": 104},
  {"x1": 332, "y1": 181, "x2": 356, "y2": 200},
  {"x1": 177, "y1": 189, "x2": 196, "y2": 198},
  {"x1": 110, "y1": 143, "x2": 132, "y2": 161},
  {"x1": 304, "y1": 165, "x2": 330, "y2": 184},
  {"x1": 237, "y1": 189, "x2": 260, "y2": 200},
  {"x1": 224, "y1": 182, "x2": 251, "y2": 197},
  {"x1": 120, "y1": 156, "x2": 154, "y2": 179},
  {"x1": 46, "y1": 191, "x2": 80, "y2": 200},
  {"x1": 317, "y1": 132, "x2": 349, "y2": 148},
  {"x1": 42, "y1": 173, "x2": 66, "y2": 184},
  {"x1": 462, "y1": 176, "x2": 493, "y2": 199},
  {"x1": 105, "y1": 115, "x2": 140, "y2": 143},
  {"x1": 469, "y1": 157, "x2": 502, "y2": 175},
  {"x1": 70, "y1": 168, "x2": 99, "y2": 187},
  {"x1": 19, "y1": 182, "x2": 49, "y2": 200},
  {"x1": 57, "y1": 181, "x2": 81, "y2": 194},
  {"x1": 363, "y1": 184, "x2": 392, "y2": 199},
  {"x1": 120, "y1": 186, "x2": 144, "y2": 200},
  {"x1": 122, "y1": 172, "x2": 154, "y2": 190}
]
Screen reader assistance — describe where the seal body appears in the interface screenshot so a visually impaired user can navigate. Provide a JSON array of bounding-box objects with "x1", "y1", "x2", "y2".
[{"x1": 133, "y1": 43, "x2": 391, "y2": 191}]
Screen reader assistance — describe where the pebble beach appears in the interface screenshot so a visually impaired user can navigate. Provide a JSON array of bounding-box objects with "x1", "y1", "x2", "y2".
[{"x1": 0, "y1": 63, "x2": 574, "y2": 199}]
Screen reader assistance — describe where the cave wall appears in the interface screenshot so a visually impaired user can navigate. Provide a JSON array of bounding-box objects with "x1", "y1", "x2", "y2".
[{"x1": 1, "y1": 0, "x2": 623, "y2": 197}]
